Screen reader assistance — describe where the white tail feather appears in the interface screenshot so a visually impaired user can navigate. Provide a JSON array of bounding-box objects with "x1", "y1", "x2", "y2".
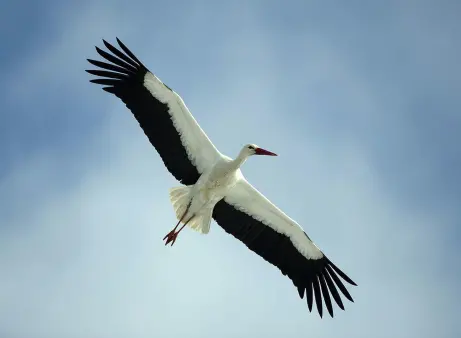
[
  {"x1": 169, "y1": 186, "x2": 190, "y2": 220},
  {"x1": 187, "y1": 211, "x2": 212, "y2": 234},
  {"x1": 168, "y1": 186, "x2": 211, "y2": 234}
]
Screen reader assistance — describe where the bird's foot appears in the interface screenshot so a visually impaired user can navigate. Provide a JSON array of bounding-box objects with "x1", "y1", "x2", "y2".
[{"x1": 163, "y1": 230, "x2": 178, "y2": 246}]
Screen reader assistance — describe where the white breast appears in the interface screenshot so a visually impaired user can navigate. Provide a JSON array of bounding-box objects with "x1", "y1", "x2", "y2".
[{"x1": 193, "y1": 162, "x2": 239, "y2": 212}]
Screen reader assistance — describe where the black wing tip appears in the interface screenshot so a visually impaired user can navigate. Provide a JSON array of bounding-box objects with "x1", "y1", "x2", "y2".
[
  {"x1": 98, "y1": 36, "x2": 122, "y2": 46},
  {"x1": 90, "y1": 39, "x2": 141, "y2": 68},
  {"x1": 297, "y1": 286, "x2": 304, "y2": 298},
  {"x1": 95, "y1": 45, "x2": 104, "y2": 54},
  {"x1": 116, "y1": 37, "x2": 124, "y2": 47},
  {"x1": 100, "y1": 36, "x2": 123, "y2": 45},
  {"x1": 319, "y1": 275, "x2": 334, "y2": 317},
  {"x1": 340, "y1": 273, "x2": 357, "y2": 286},
  {"x1": 102, "y1": 39, "x2": 112, "y2": 49},
  {"x1": 293, "y1": 256, "x2": 357, "y2": 318},
  {"x1": 324, "y1": 256, "x2": 357, "y2": 286},
  {"x1": 86, "y1": 37, "x2": 149, "y2": 90}
]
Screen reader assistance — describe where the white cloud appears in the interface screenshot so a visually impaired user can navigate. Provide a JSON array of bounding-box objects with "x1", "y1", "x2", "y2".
[{"x1": 1, "y1": 1, "x2": 459, "y2": 338}]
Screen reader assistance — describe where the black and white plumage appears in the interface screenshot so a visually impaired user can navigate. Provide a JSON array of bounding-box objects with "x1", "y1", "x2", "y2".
[{"x1": 86, "y1": 38, "x2": 357, "y2": 318}]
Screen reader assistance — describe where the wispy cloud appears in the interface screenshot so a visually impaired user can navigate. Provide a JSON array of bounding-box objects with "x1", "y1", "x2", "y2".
[{"x1": 1, "y1": 1, "x2": 459, "y2": 338}]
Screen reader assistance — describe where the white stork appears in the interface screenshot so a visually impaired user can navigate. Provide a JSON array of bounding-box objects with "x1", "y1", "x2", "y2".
[{"x1": 86, "y1": 38, "x2": 357, "y2": 318}]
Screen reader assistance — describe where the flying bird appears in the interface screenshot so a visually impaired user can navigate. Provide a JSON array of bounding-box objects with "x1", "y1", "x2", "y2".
[{"x1": 86, "y1": 38, "x2": 357, "y2": 318}]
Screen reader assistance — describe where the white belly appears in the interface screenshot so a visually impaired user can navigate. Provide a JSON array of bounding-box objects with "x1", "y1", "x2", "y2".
[{"x1": 190, "y1": 170, "x2": 238, "y2": 215}]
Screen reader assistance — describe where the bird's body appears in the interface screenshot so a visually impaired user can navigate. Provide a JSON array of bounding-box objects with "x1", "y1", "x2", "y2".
[
  {"x1": 169, "y1": 145, "x2": 275, "y2": 236},
  {"x1": 169, "y1": 159, "x2": 238, "y2": 235},
  {"x1": 194, "y1": 154, "x2": 240, "y2": 201},
  {"x1": 86, "y1": 38, "x2": 357, "y2": 318}
]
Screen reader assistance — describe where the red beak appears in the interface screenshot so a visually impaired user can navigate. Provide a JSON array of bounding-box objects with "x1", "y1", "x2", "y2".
[{"x1": 254, "y1": 147, "x2": 277, "y2": 156}]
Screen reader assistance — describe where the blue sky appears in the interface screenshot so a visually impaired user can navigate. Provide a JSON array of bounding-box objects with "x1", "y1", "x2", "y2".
[{"x1": 1, "y1": 0, "x2": 460, "y2": 337}]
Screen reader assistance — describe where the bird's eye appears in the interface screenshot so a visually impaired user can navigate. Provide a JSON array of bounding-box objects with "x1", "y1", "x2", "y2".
[{"x1": 248, "y1": 145, "x2": 255, "y2": 150}]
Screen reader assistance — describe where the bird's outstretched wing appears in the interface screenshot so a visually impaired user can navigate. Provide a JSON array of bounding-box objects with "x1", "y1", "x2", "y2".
[
  {"x1": 86, "y1": 38, "x2": 222, "y2": 185},
  {"x1": 213, "y1": 176, "x2": 357, "y2": 317}
]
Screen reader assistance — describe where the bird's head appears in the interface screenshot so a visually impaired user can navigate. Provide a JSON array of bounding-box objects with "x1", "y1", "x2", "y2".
[{"x1": 244, "y1": 144, "x2": 277, "y2": 157}]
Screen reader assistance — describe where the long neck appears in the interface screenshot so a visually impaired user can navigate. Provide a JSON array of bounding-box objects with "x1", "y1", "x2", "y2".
[{"x1": 230, "y1": 149, "x2": 250, "y2": 170}]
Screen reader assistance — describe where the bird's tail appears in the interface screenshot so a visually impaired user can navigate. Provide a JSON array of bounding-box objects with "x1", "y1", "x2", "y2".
[
  {"x1": 168, "y1": 186, "x2": 211, "y2": 234},
  {"x1": 169, "y1": 185, "x2": 191, "y2": 221}
]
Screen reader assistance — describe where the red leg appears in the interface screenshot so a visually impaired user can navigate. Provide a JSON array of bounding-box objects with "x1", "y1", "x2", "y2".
[
  {"x1": 164, "y1": 216, "x2": 194, "y2": 246},
  {"x1": 163, "y1": 220, "x2": 181, "y2": 244},
  {"x1": 169, "y1": 223, "x2": 187, "y2": 246},
  {"x1": 163, "y1": 203, "x2": 191, "y2": 244},
  {"x1": 164, "y1": 231, "x2": 178, "y2": 246}
]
